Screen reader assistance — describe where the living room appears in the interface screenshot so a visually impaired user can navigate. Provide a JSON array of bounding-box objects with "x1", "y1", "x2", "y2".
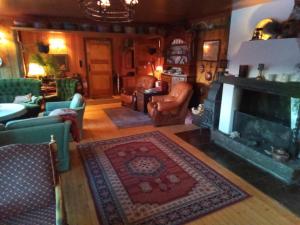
[{"x1": 0, "y1": 0, "x2": 300, "y2": 225}]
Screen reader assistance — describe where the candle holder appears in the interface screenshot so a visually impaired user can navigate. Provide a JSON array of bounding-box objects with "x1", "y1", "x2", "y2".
[{"x1": 256, "y1": 63, "x2": 265, "y2": 80}]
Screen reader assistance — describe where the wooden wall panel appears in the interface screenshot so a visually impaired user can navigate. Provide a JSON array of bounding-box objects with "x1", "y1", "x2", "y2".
[
  {"x1": 194, "y1": 13, "x2": 231, "y2": 102},
  {"x1": 19, "y1": 30, "x2": 162, "y2": 80},
  {"x1": 20, "y1": 31, "x2": 87, "y2": 78},
  {"x1": 14, "y1": 29, "x2": 163, "y2": 96},
  {"x1": 135, "y1": 38, "x2": 161, "y2": 76},
  {"x1": 196, "y1": 14, "x2": 231, "y2": 85},
  {"x1": 0, "y1": 23, "x2": 21, "y2": 78}
]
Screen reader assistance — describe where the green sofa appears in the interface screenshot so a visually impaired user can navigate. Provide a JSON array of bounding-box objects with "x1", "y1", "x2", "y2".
[
  {"x1": 44, "y1": 93, "x2": 85, "y2": 138},
  {"x1": 0, "y1": 116, "x2": 71, "y2": 171},
  {"x1": 0, "y1": 78, "x2": 43, "y2": 117}
]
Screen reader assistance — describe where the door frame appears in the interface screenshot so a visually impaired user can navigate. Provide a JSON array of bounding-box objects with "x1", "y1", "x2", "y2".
[{"x1": 84, "y1": 38, "x2": 114, "y2": 98}]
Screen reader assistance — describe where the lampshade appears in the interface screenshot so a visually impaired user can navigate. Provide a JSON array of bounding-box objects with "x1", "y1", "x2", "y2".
[{"x1": 27, "y1": 63, "x2": 46, "y2": 76}]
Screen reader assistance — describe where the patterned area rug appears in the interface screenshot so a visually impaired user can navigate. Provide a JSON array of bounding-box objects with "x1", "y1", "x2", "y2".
[
  {"x1": 103, "y1": 107, "x2": 152, "y2": 128},
  {"x1": 78, "y1": 131, "x2": 249, "y2": 225}
]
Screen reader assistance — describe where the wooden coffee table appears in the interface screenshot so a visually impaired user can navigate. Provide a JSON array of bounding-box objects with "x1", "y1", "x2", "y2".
[{"x1": 0, "y1": 103, "x2": 27, "y2": 123}]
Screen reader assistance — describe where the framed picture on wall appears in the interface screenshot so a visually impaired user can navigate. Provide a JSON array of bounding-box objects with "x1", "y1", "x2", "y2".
[
  {"x1": 50, "y1": 54, "x2": 69, "y2": 71},
  {"x1": 202, "y1": 40, "x2": 220, "y2": 61}
]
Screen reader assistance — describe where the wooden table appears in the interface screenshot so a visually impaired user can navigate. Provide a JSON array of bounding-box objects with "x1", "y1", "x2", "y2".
[{"x1": 0, "y1": 103, "x2": 27, "y2": 122}]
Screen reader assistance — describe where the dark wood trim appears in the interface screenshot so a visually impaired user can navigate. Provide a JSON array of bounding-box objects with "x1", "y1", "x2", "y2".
[
  {"x1": 11, "y1": 26, "x2": 163, "y2": 39},
  {"x1": 13, "y1": 30, "x2": 26, "y2": 77},
  {"x1": 219, "y1": 76, "x2": 300, "y2": 98}
]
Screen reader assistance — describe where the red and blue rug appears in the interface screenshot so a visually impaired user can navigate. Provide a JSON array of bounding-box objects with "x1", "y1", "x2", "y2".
[
  {"x1": 78, "y1": 131, "x2": 249, "y2": 225},
  {"x1": 103, "y1": 107, "x2": 152, "y2": 128}
]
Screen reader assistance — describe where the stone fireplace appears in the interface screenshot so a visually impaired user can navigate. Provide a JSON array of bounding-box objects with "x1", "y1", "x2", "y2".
[
  {"x1": 211, "y1": 0, "x2": 300, "y2": 184},
  {"x1": 212, "y1": 76, "x2": 300, "y2": 184}
]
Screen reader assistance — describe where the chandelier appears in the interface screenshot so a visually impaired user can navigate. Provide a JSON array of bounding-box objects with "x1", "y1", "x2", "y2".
[{"x1": 78, "y1": 0, "x2": 139, "y2": 23}]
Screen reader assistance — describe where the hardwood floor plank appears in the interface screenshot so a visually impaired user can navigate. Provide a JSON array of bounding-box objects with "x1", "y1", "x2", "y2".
[{"x1": 61, "y1": 101, "x2": 300, "y2": 225}]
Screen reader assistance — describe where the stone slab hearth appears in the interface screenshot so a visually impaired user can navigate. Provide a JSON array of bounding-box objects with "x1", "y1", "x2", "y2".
[{"x1": 212, "y1": 130, "x2": 300, "y2": 184}]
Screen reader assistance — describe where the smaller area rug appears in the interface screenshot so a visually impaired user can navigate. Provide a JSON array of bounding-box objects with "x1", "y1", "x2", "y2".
[
  {"x1": 78, "y1": 131, "x2": 249, "y2": 225},
  {"x1": 88, "y1": 98, "x2": 121, "y2": 105},
  {"x1": 103, "y1": 107, "x2": 152, "y2": 128}
]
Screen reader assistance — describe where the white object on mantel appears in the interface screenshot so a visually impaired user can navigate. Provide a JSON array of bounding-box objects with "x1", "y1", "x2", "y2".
[{"x1": 235, "y1": 38, "x2": 300, "y2": 78}]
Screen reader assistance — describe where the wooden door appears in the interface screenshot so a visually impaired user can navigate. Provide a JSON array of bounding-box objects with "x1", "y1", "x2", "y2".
[{"x1": 86, "y1": 39, "x2": 113, "y2": 98}]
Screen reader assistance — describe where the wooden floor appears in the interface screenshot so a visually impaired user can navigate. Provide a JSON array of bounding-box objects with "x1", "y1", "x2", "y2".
[{"x1": 61, "y1": 101, "x2": 300, "y2": 225}]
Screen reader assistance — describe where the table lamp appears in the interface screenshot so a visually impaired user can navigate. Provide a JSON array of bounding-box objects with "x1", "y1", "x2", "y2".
[{"x1": 27, "y1": 63, "x2": 46, "y2": 79}]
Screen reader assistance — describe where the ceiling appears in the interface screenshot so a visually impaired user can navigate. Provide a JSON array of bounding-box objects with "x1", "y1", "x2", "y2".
[{"x1": 0, "y1": 0, "x2": 271, "y2": 24}]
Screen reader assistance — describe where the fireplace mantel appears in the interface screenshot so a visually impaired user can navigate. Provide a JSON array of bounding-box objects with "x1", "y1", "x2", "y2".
[
  {"x1": 219, "y1": 76, "x2": 300, "y2": 98},
  {"x1": 232, "y1": 38, "x2": 300, "y2": 77}
]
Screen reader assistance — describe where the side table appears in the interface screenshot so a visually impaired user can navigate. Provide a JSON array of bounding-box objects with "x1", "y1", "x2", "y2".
[
  {"x1": 137, "y1": 90, "x2": 167, "y2": 113},
  {"x1": 0, "y1": 103, "x2": 27, "y2": 123}
]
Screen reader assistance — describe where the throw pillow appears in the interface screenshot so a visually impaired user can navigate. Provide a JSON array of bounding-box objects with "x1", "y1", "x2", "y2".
[
  {"x1": 28, "y1": 95, "x2": 38, "y2": 104},
  {"x1": 49, "y1": 108, "x2": 77, "y2": 117},
  {"x1": 13, "y1": 93, "x2": 32, "y2": 104}
]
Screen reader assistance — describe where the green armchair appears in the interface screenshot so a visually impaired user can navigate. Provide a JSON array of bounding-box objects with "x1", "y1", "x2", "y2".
[
  {"x1": 0, "y1": 116, "x2": 71, "y2": 171},
  {"x1": 46, "y1": 78, "x2": 78, "y2": 102},
  {"x1": 44, "y1": 93, "x2": 85, "y2": 137},
  {"x1": 0, "y1": 78, "x2": 43, "y2": 117}
]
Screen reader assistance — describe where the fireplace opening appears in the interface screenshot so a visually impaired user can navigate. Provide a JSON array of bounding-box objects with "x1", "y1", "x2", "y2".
[
  {"x1": 239, "y1": 89, "x2": 291, "y2": 126},
  {"x1": 233, "y1": 111, "x2": 292, "y2": 150},
  {"x1": 233, "y1": 89, "x2": 292, "y2": 152}
]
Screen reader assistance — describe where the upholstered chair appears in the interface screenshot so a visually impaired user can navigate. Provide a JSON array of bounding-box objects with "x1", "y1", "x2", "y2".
[
  {"x1": 0, "y1": 78, "x2": 42, "y2": 117},
  {"x1": 44, "y1": 93, "x2": 85, "y2": 138},
  {"x1": 147, "y1": 82, "x2": 193, "y2": 126},
  {"x1": 120, "y1": 75, "x2": 157, "y2": 110},
  {"x1": 0, "y1": 116, "x2": 72, "y2": 172},
  {"x1": 0, "y1": 142, "x2": 66, "y2": 225},
  {"x1": 46, "y1": 78, "x2": 78, "y2": 102}
]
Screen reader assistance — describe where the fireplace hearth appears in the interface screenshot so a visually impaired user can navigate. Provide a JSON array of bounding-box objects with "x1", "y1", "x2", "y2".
[{"x1": 233, "y1": 111, "x2": 292, "y2": 151}]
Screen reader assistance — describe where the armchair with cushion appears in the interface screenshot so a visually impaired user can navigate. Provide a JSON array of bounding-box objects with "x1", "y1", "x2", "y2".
[
  {"x1": 44, "y1": 93, "x2": 85, "y2": 137},
  {"x1": 147, "y1": 82, "x2": 193, "y2": 126},
  {"x1": 46, "y1": 78, "x2": 78, "y2": 102},
  {"x1": 0, "y1": 78, "x2": 42, "y2": 117},
  {"x1": 0, "y1": 142, "x2": 66, "y2": 225},
  {"x1": 120, "y1": 75, "x2": 157, "y2": 110},
  {"x1": 0, "y1": 116, "x2": 71, "y2": 171}
]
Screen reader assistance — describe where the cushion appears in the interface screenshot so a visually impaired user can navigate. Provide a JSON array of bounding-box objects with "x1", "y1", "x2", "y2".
[
  {"x1": 13, "y1": 94, "x2": 32, "y2": 104},
  {"x1": 49, "y1": 108, "x2": 77, "y2": 117},
  {"x1": 5, "y1": 116, "x2": 62, "y2": 130},
  {"x1": 0, "y1": 144, "x2": 55, "y2": 220},
  {"x1": 21, "y1": 102, "x2": 40, "y2": 109},
  {"x1": 69, "y1": 93, "x2": 84, "y2": 109},
  {"x1": 28, "y1": 95, "x2": 38, "y2": 104}
]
